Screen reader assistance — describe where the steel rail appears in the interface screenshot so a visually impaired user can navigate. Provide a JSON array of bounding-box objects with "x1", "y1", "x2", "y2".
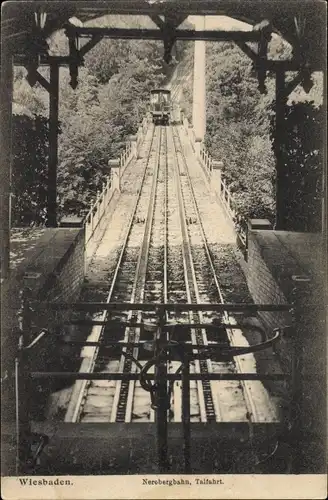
[
  {"x1": 154, "y1": 127, "x2": 170, "y2": 470},
  {"x1": 112, "y1": 126, "x2": 164, "y2": 423},
  {"x1": 173, "y1": 125, "x2": 258, "y2": 425},
  {"x1": 173, "y1": 125, "x2": 279, "y2": 426},
  {"x1": 64, "y1": 124, "x2": 158, "y2": 423},
  {"x1": 169, "y1": 126, "x2": 216, "y2": 423},
  {"x1": 31, "y1": 372, "x2": 289, "y2": 381},
  {"x1": 163, "y1": 126, "x2": 169, "y2": 308},
  {"x1": 34, "y1": 302, "x2": 292, "y2": 312}
]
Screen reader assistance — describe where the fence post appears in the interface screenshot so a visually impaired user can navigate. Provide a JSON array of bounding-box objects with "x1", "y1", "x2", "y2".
[
  {"x1": 128, "y1": 135, "x2": 137, "y2": 159},
  {"x1": 188, "y1": 124, "x2": 195, "y2": 148},
  {"x1": 142, "y1": 117, "x2": 148, "y2": 134},
  {"x1": 96, "y1": 191, "x2": 100, "y2": 216},
  {"x1": 136, "y1": 126, "x2": 142, "y2": 150},
  {"x1": 211, "y1": 160, "x2": 223, "y2": 197},
  {"x1": 104, "y1": 178, "x2": 110, "y2": 206},
  {"x1": 85, "y1": 212, "x2": 91, "y2": 244},
  {"x1": 227, "y1": 190, "x2": 231, "y2": 210},
  {"x1": 101, "y1": 184, "x2": 106, "y2": 215},
  {"x1": 108, "y1": 159, "x2": 121, "y2": 192},
  {"x1": 183, "y1": 118, "x2": 188, "y2": 134},
  {"x1": 194, "y1": 138, "x2": 202, "y2": 157},
  {"x1": 90, "y1": 208, "x2": 94, "y2": 233},
  {"x1": 16, "y1": 288, "x2": 32, "y2": 474}
]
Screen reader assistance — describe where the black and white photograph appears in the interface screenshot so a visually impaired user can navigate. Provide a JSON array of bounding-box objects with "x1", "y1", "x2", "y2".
[{"x1": 1, "y1": 1, "x2": 327, "y2": 499}]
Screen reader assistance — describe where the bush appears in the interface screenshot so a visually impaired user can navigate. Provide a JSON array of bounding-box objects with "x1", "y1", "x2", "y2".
[
  {"x1": 270, "y1": 101, "x2": 323, "y2": 232},
  {"x1": 11, "y1": 114, "x2": 49, "y2": 226},
  {"x1": 204, "y1": 38, "x2": 323, "y2": 232}
]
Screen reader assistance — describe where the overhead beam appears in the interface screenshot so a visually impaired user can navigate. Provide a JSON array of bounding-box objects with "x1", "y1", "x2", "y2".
[
  {"x1": 68, "y1": 27, "x2": 262, "y2": 42},
  {"x1": 79, "y1": 34, "x2": 104, "y2": 57},
  {"x1": 13, "y1": 53, "x2": 323, "y2": 72}
]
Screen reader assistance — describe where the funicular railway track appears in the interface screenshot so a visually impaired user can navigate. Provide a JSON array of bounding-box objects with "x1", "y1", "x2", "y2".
[
  {"x1": 65, "y1": 124, "x2": 276, "y2": 427},
  {"x1": 169, "y1": 126, "x2": 256, "y2": 423},
  {"x1": 65, "y1": 124, "x2": 162, "y2": 422}
]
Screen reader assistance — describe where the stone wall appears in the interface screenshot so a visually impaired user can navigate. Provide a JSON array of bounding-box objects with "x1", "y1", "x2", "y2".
[
  {"x1": 39, "y1": 228, "x2": 85, "y2": 303},
  {"x1": 246, "y1": 225, "x2": 291, "y2": 334},
  {"x1": 246, "y1": 223, "x2": 326, "y2": 471},
  {"x1": 2, "y1": 228, "x2": 86, "y2": 423}
]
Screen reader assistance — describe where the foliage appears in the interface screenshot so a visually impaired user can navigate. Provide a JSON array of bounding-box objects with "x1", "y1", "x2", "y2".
[
  {"x1": 204, "y1": 37, "x2": 323, "y2": 231},
  {"x1": 12, "y1": 16, "x2": 173, "y2": 222},
  {"x1": 204, "y1": 41, "x2": 276, "y2": 227},
  {"x1": 11, "y1": 114, "x2": 49, "y2": 226},
  {"x1": 56, "y1": 41, "x2": 167, "y2": 218},
  {"x1": 12, "y1": 19, "x2": 324, "y2": 229},
  {"x1": 270, "y1": 101, "x2": 323, "y2": 232},
  {"x1": 13, "y1": 67, "x2": 48, "y2": 116}
]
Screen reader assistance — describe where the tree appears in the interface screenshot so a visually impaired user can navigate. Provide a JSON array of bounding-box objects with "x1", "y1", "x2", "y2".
[
  {"x1": 11, "y1": 114, "x2": 49, "y2": 226},
  {"x1": 12, "y1": 17, "x2": 173, "y2": 223},
  {"x1": 203, "y1": 36, "x2": 323, "y2": 229}
]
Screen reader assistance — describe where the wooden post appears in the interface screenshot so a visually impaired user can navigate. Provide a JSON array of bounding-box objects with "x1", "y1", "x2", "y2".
[
  {"x1": 0, "y1": 41, "x2": 13, "y2": 278},
  {"x1": 275, "y1": 70, "x2": 287, "y2": 230},
  {"x1": 182, "y1": 353, "x2": 191, "y2": 473},
  {"x1": 211, "y1": 160, "x2": 223, "y2": 197},
  {"x1": 16, "y1": 288, "x2": 32, "y2": 473},
  {"x1": 109, "y1": 159, "x2": 121, "y2": 192},
  {"x1": 290, "y1": 274, "x2": 326, "y2": 473},
  {"x1": 290, "y1": 276, "x2": 311, "y2": 473},
  {"x1": 47, "y1": 60, "x2": 59, "y2": 227},
  {"x1": 155, "y1": 307, "x2": 169, "y2": 472}
]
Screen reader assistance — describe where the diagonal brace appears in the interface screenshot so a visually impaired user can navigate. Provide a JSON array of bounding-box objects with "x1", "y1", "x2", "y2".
[
  {"x1": 34, "y1": 71, "x2": 51, "y2": 93},
  {"x1": 283, "y1": 72, "x2": 304, "y2": 98},
  {"x1": 149, "y1": 15, "x2": 165, "y2": 30},
  {"x1": 79, "y1": 34, "x2": 104, "y2": 58},
  {"x1": 235, "y1": 41, "x2": 258, "y2": 63}
]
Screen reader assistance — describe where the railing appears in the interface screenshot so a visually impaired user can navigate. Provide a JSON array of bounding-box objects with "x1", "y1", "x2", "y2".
[
  {"x1": 199, "y1": 143, "x2": 213, "y2": 182},
  {"x1": 218, "y1": 174, "x2": 235, "y2": 220},
  {"x1": 119, "y1": 141, "x2": 133, "y2": 170},
  {"x1": 13, "y1": 295, "x2": 295, "y2": 474},
  {"x1": 182, "y1": 117, "x2": 247, "y2": 249},
  {"x1": 84, "y1": 176, "x2": 114, "y2": 245},
  {"x1": 84, "y1": 116, "x2": 151, "y2": 249}
]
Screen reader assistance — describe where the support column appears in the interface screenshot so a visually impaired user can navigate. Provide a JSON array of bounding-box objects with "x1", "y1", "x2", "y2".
[
  {"x1": 47, "y1": 59, "x2": 59, "y2": 227},
  {"x1": 155, "y1": 307, "x2": 169, "y2": 473},
  {"x1": 128, "y1": 135, "x2": 137, "y2": 158},
  {"x1": 0, "y1": 42, "x2": 13, "y2": 278},
  {"x1": 289, "y1": 275, "x2": 325, "y2": 473},
  {"x1": 192, "y1": 16, "x2": 206, "y2": 142},
  {"x1": 194, "y1": 138, "x2": 202, "y2": 156},
  {"x1": 108, "y1": 159, "x2": 121, "y2": 192},
  {"x1": 274, "y1": 70, "x2": 287, "y2": 230},
  {"x1": 211, "y1": 160, "x2": 223, "y2": 196}
]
